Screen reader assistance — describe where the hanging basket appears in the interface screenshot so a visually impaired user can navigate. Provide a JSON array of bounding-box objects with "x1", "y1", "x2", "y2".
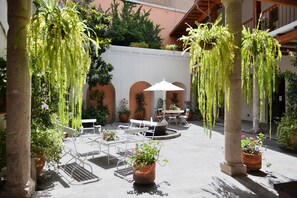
[{"x1": 199, "y1": 39, "x2": 216, "y2": 50}]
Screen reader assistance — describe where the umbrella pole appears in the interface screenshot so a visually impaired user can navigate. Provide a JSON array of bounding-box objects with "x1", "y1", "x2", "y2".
[{"x1": 161, "y1": 91, "x2": 168, "y2": 125}]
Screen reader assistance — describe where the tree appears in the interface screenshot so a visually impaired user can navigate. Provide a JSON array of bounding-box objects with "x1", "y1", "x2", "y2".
[
  {"x1": 74, "y1": 0, "x2": 114, "y2": 88},
  {"x1": 108, "y1": 0, "x2": 162, "y2": 48}
]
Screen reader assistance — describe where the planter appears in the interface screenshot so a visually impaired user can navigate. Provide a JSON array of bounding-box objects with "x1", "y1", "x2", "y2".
[
  {"x1": 35, "y1": 157, "x2": 46, "y2": 175},
  {"x1": 288, "y1": 134, "x2": 297, "y2": 151},
  {"x1": 133, "y1": 163, "x2": 156, "y2": 184},
  {"x1": 135, "y1": 111, "x2": 145, "y2": 120},
  {"x1": 241, "y1": 152, "x2": 262, "y2": 171},
  {"x1": 119, "y1": 113, "x2": 130, "y2": 122},
  {"x1": 200, "y1": 39, "x2": 216, "y2": 50}
]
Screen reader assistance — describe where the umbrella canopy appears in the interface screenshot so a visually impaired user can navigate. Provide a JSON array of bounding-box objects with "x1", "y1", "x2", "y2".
[
  {"x1": 144, "y1": 79, "x2": 184, "y2": 123},
  {"x1": 144, "y1": 79, "x2": 184, "y2": 92}
]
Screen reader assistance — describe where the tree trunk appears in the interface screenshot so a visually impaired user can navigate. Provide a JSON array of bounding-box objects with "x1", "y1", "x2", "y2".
[
  {"x1": 220, "y1": 0, "x2": 247, "y2": 176},
  {"x1": 252, "y1": 72, "x2": 260, "y2": 133},
  {"x1": 1, "y1": 0, "x2": 35, "y2": 197}
]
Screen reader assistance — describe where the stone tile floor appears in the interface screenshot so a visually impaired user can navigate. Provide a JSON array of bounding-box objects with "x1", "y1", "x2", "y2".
[{"x1": 31, "y1": 121, "x2": 297, "y2": 198}]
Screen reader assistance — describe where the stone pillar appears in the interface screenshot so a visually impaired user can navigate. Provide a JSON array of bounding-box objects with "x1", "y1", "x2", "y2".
[
  {"x1": 1, "y1": 0, "x2": 35, "y2": 197},
  {"x1": 220, "y1": 0, "x2": 247, "y2": 176}
]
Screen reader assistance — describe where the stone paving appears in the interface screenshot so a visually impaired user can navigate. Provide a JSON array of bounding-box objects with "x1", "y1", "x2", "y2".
[{"x1": 32, "y1": 121, "x2": 297, "y2": 198}]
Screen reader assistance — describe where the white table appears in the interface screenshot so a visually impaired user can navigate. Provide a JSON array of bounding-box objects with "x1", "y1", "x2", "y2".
[{"x1": 162, "y1": 110, "x2": 185, "y2": 124}]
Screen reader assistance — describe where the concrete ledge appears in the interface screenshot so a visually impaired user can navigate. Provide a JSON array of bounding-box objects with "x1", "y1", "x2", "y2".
[{"x1": 151, "y1": 128, "x2": 181, "y2": 140}]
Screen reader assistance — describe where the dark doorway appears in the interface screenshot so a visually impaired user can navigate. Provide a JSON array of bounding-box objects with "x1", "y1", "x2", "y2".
[{"x1": 271, "y1": 77, "x2": 286, "y2": 122}]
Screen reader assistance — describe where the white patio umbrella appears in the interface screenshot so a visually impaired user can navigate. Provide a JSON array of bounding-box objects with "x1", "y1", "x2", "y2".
[{"x1": 144, "y1": 79, "x2": 184, "y2": 123}]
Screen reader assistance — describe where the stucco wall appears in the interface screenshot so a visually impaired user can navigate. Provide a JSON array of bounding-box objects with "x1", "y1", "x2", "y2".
[
  {"x1": 0, "y1": 0, "x2": 8, "y2": 57},
  {"x1": 84, "y1": 45, "x2": 191, "y2": 120}
]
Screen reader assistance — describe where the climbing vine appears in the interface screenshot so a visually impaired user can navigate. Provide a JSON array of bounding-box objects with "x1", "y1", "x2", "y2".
[
  {"x1": 241, "y1": 22, "x2": 282, "y2": 132},
  {"x1": 180, "y1": 15, "x2": 235, "y2": 135},
  {"x1": 27, "y1": 0, "x2": 99, "y2": 128}
]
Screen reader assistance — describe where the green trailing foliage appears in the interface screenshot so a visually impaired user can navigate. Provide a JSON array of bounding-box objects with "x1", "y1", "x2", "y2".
[
  {"x1": 108, "y1": 0, "x2": 162, "y2": 48},
  {"x1": 27, "y1": 0, "x2": 99, "y2": 128},
  {"x1": 241, "y1": 20, "x2": 282, "y2": 134},
  {"x1": 180, "y1": 15, "x2": 235, "y2": 136},
  {"x1": 74, "y1": 0, "x2": 114, "y2": 88}
]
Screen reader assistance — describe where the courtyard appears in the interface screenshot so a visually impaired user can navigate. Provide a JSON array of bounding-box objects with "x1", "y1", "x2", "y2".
[{"x1": 32, "y1": 121, "x2": 297, "y2": 198}]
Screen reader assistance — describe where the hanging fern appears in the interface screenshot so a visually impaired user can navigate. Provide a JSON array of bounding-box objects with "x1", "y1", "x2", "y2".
[
  {"x1": 180, "y1": 15, "x2": 235, "y2": 136},
  {"x1": 241, "y1": 22, "x2": 282, "y2": 134},
  {"x1": 27, "y1": 0, "x2": 99, "y2": 128}
]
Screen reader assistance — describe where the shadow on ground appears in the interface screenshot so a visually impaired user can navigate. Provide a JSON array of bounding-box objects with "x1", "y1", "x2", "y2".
[{"x1": 126, "y1": 181, "x2": 171, "y2": 196}]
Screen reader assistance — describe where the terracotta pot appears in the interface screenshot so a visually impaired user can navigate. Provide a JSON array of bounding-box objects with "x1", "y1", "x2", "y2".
[
  {"x1": 135, "y1": 111, "x2": 145, "y2": 120},
  {"x1": 35, "y1": 157, "x2": 46, "y2": 175},
  {"x1": 119, "y1": 113, "x2": 130, "y2": 122},
  {"x1": 241, "y1": 152, "x2": 262, "y2": 171},
  {"x1": 133, "y1": 163, "x2": 156, "y2": 184}
]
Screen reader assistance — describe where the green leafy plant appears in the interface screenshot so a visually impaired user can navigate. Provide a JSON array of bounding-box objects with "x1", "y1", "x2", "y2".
[
  {"x1": 164, "y1": 44, "x2": 178, "y2": 51},
  {"x1": 241, "y1": 133, "x2": 265, "y2": 155},
  {"x1": 283, "y1": 49, "x2": 297, "y2": 117},
  {"x1": 180, "y1": 14, "x2": 235, "y2": 135},
  {"x1": 135, "y1": 92, "x2": 146, "y2": 119},
  {"x1": 130, "y1": 42, "x2": 148, "y2": 48},
  {"x1": 102, "y1": 130, "x2": 117, "y2": 141},
  {"x1": 27, "y1": 0, "x2": 99, "y2": 128},
  {"x1": 241, "y1": 18, "x2": 282, "y2": 132},
  {"x1": 169, "y1": 104, "x2": 180, "y2": 110},
  {"x1": 128, "y1": 141, "x2": 167, "y2": 170},
  {"x1": 108, "y1": 0, "x2": 161, "y2": 48},
  {"x1": 277, "y1": 115, "x2": 297, "y2": 150},
  {"x1": 170, "y1": 92, "x2": 179, "y2": 106},
  {"x1": 117, "y1": 98, "x2": 131, "y2": 115},
  {"x1": 31, "y1": 122, "x2": 63, "y2": 166}
]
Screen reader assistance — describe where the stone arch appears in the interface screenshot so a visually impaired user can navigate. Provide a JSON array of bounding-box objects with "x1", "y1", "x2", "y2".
[
  {"x1": 86, "y1": 83, "x2": 115, "y2": 123},
  {"x1": 130, "y1": 81, "x2": 152, "y2": 120},
  {"x1": 166, "y1": 82, "x2": 186, "y2": 109}
]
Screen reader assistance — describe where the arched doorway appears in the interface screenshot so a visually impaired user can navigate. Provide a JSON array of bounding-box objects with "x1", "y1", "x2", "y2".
[
  {"x1": 166, "y1": 82, "x2": 186, "y2": 109},
  {"x1": 130, "y1": 81, "x2": 152, "y2": 120},
  {"x1": 86, "y1": 83, "x2": 115, "y2": 124}
]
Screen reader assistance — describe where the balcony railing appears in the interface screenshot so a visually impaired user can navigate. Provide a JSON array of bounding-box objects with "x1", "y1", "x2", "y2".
[{"x1": 243, "y1": 4, "x2": 297, "y2": 31}]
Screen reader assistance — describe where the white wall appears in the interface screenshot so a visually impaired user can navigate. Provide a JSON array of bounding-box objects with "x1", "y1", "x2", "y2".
[
  {"x1": 0, "y1": 0, "x2": 8, "y2": 57},
  {"x1": 84, "y1": 45, "x2": 191, "y2": 114}
]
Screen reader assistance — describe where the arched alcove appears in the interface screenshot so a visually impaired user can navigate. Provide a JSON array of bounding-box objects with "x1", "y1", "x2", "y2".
[
  {"x1": 166, "y1": 82, "x2": 186, "y2": 109},
  {"x1": 129, "y1": 81, "x2": 152, "y2": 120},
  {"x1": 86, "y1": 83, "x2": 115, "y2": 123}
]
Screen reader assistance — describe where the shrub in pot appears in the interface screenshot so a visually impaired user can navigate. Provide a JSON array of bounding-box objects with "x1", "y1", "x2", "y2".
[
  {"x1": 277, "y1": 115, "x2": 297, "y2": 151},
  {"x1": 117, "y1": 98, "x2": 131, "y2": 122},
  {"x1": 128, "y1": 141, "x2": 167, "y2": 184}
]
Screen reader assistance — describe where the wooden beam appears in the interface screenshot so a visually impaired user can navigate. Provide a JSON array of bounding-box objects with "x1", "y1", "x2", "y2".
[
  {"x1": 257, "y1": 0, "x2": 297, "y2": 7},
  {"x1": 277, "y1": 29, "x2": 297, "y2": 44}
]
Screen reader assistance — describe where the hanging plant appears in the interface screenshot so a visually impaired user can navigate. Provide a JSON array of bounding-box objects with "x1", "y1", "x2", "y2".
[
  {"x1": 27, "y1": 0, "x2": 99, "y2": 128},
  {"x1": 180, "y1": 15, "x2": 235, "y2": 135},
  {"x1": 241, "y1": 20, "x2": 282, "y2": 133}
]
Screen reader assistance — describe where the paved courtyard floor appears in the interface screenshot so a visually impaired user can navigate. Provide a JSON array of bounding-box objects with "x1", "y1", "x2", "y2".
[{"x1": 33, "y1": 121, "x2": 297, "y2": 198}]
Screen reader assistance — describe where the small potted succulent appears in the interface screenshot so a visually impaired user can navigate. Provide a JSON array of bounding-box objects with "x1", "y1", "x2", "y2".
[
  {"x1": 241, "y1": 133, "x2": 265, "y2": 171},
  {"x1": 117, "y1": 98, "x2": 131, "y2": 122},
  {"x1": 128, "y1": 141, "x2": 167, "y2": 184}
]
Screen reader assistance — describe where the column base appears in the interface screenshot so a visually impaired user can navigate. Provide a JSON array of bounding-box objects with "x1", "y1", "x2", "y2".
[
  {"x1": 1, "y1": 178, "x2": 35, "y2": 198},
  {"x1": 220, "y1": 161, "x2": 247, "y2": 176}
]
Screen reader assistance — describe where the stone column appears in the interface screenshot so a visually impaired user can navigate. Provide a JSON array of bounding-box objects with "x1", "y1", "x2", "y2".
[
  {"x1": 220, "y1": 0, "x2": 247, "y2": 176},
  {"x1": 1, "y1": 0, "x2": 35, "y2": 197}
]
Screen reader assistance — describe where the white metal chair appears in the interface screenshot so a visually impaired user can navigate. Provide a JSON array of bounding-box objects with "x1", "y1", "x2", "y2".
[
  {"x1": 168, "y1": 114, "x2": 178, "y2": 125},
  {"x1": 179, "y1": 108, "x2": 190, "y2": 125}
]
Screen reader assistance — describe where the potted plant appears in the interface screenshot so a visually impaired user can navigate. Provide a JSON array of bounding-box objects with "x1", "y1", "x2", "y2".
[
  {"x1": 180, "y1": 14, "x2": 235, "y2": 135},
  {"x1": 102, "y1": 130, "x2": 118, "y2": 141},
  {"x1": 128, "y1": 141, "x2": 167, "y2": 184},
  {"x1": 241, "y1": 133, "x2": 265, "y2": 171},
  {"x1": 31, "y1": 122, "x2": 63, "y2": 175},
  {"x1": 169, "y1": 104, "x2": 180, "y2": 110},
  {"x1": 135, "y1": 93, "x2": 146, "y2": 120},
  {"x1": 118, "y1": 98, "x2": 131, "y2": 122}
]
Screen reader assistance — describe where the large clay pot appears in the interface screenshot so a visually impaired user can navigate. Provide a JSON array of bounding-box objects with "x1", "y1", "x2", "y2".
[
  {"x1": 35, "y1": 157, "x2": 46, "y2": 175},
  {"x1": 119, "y1": 113, "x2": 130, "y2": 122},
  {"x1": 135, "y1": 111, "x2": 145, "y2": 120},
  {"x1": 241, "y1": 152, "x2": 262, "y2": 171},
  {"x1": 133, "y1": 163, "x2": 156, "y2": 184}
]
